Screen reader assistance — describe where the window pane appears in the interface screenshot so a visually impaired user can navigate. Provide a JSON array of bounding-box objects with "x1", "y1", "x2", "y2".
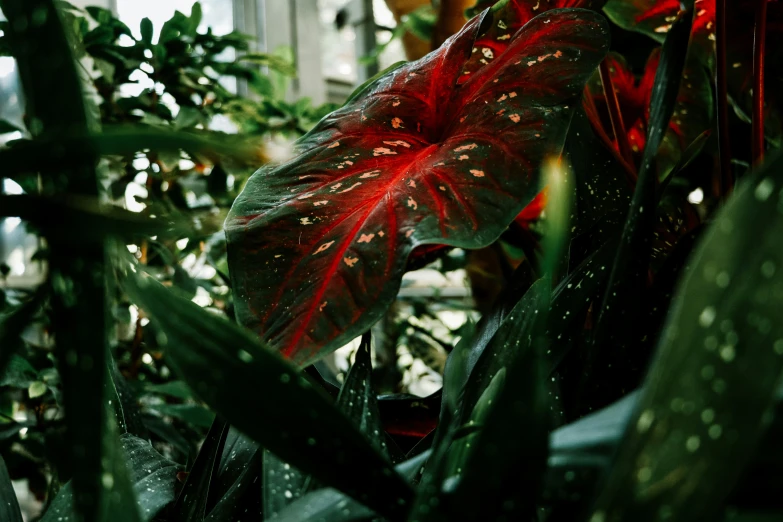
[
  {"x1": 318, "y1": 0, "x2": 358, "y2": 83},
  {"x1": 115, "y1": 0, "x2": 234, "y2": 40},
  {"x1": 373, "y1": 0, "x2": 406, "y2": 71}
]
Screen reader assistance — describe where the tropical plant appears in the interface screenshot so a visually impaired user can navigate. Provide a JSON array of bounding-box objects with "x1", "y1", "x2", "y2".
[{"x1": 1, "y1": 0, "x2": 782, "y2": 521}]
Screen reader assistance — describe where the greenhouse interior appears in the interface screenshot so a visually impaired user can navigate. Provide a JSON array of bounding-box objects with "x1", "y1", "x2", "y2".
[{"x1": 1, "y1": 0, "x2": 783, "y2": 521}]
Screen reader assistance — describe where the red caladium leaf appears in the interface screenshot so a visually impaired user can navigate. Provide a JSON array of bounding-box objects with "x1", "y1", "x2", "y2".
[
  {"x1": 604, "y1": 0, "x2": 783, "y2": 141},
  {"x1": 583, "y1": 50, "x2": 713, "y2": 177},
  {"x1": 225, "y1": 8, "x2": 609, "y2": 366},
  {"x1": 603, "y1": 0, "x2": 715, "y2": 56},
  {"x1": 460, "y1": 0, "x2": 608, "y2": 82}
]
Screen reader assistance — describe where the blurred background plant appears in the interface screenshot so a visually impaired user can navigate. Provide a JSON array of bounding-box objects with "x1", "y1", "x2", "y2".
[{"x1": 0, "y1": 1, "x2": 343, "y2": 511}]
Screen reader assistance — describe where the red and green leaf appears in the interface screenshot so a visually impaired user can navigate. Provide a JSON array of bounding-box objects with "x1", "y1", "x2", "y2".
[
  {"x1": 225, "y1": 8, "x2": 609, "y2": 366},
  {"x1": 603, "y1": 0, "x2": 783, "y2": 143},
  {"x1": 461, "y1": 0, "x2": 608, "y2": 82},
  {"x1": 583, "y1": 49, "x2": 713, "y2": 178},
  {"x1": 603, "y1": 0, "x2": 715, "y2": 51}
]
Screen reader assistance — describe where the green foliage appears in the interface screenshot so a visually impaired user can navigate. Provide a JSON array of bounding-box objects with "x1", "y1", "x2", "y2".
[{"x1": 1, "y1": 0, "x2": 782, "y2": 521}]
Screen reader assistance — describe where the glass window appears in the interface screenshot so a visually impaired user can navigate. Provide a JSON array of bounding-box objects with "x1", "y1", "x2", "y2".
[
  {"x1": 319, "y1": 0, "x2": 358, "y2": 83},
  {"x1": 373, "y1": 0, "x2": 406, "y2": 72},
  {"x1": 115, "y1": 0, "x2": 234, "y2": 40}
]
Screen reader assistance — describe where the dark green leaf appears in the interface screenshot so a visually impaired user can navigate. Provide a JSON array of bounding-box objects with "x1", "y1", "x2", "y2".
[
  {"x1": 0, "y1": 355, "x2": 39, "y2": 388},
  {"x1": 148, "y1": 403, "x2": 215, "y2": 429},
  {"x1": 142, "y1": 380, "x2": 193, "y2": 400},
  {"x1": 206, "y1": 428, "x2": 263, "y2": 521},
  {"x1": 140, "y1": 18, "x2": 153, "y2": 45},
  {"x1": 336, "y1": 333, "x2": 389, "y2": 458},
  {"x1": 588, "y1": 5, "x2": 694, "y2": 404},
  {"x1": 0, "y1": 287, "x2": 45, "y2": 382},
  {"x1": 170, "y1": 418, "x2": 228, "y2": 522},
  {"x1": 272, "y1": 452, "x2": 431, "y2": 522},
  {"x1": 0, "y1": 194, "x2": 189, "y2": 243},
  {"x1": 0, "y1": 119, "x2": 22, "y2": 134},
  {"x1": 122, "y1": 273, "x2": 413, "y2": 521},
  {"x1": 443, "y1": 280, "x2": 550, "y2": 521},
  {"x1": 0, "y1": 454, "x2": 23, "y2": 522},
  {"x1": 42, "y1": 433, "x2": 178, "y2": 522},
  {"x1": 657, "y1": 129, "x2": 712, "y2": 200},
  {"x1": 263, "y1": 451, "x2": 309, "y2": 519},
  {"x1": 0, "y1": 127, "x2": 256, "y2": 180},
  {"x1": 106, "y1": 357, "x2": 147, "y2": 437},
  {"x1": 589, "y1": 150, "x2": 783, "y2": 521}
]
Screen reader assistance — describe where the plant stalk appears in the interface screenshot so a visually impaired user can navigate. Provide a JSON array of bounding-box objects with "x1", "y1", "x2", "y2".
[
  {"x1": 716, "y1": 0, "x2": 733, "y2": 195},
  {"x1": 598, "y1": 59, "x2": 635, "y2": 167},
  {"x1": 752, "y1": 0, "x2": 768, "y2": 166}
]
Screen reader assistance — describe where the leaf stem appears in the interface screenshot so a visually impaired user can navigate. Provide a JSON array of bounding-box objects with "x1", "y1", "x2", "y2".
[
  {"x1": 752, "y1": 0, "x2": 768, "y2": 166},
  {"x1": 598, "y1": 59, "x2": 635, "y2": 168},
  {"x1": 715, "y1": 0, "x2": 733, "y2": 195}
]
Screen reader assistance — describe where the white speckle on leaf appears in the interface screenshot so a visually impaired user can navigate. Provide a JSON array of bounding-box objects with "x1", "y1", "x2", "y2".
[
  {"x1": 358, "y1": 233, "x2": 375, "y2": 243},
  {"x1": 339, "y1": 182, "x2": 362, "y2": 193},
  {"x1": 383, "y1": 140, "x2": 411, "y2": 148},
  {"x1": 314, "y1": 241, "x2": 335, "y2": 255},
  {"x1": 470, "y1": 169, "x2": 485, "y2": 178}
]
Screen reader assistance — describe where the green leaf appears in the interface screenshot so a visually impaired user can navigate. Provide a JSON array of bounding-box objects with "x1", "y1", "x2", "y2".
[
  {"x1": 442, "y1": 367, "x2": 506, "y2": 479},
  {"x1": 173, "y1": 106, "x2": 206, "y2": 130},
  {"x1": 657, "y1": 129, "x2": 712, "y2": 200},
  {"x1": 0, "y1": 127, "x2": 256, "y2": 180},
  {"x1": 206, "y1": 428, "x2": 263, "y2": 521},
  {"x1": 0, "y1": 119, "x2": 22, "y2": 134},
  {"x1": 188, "y1": 2, "x2": 203, "y2": 34},
  {"x1": 0, "y1": 194, "x2": 189, "y2": 243},
  {"x1": 588, "y1": 5, "x2": 694, "y2": 403},
  {"x1": 272, "y1": 452, "x2": 431, "y2": 522},
  {"x1": 264, "y1": 333, "x2": 394, "y2": 517},
  {"x1": 336, "y1": 333, "x2": 390, "y2": 458},
  {"x1": 142, "y1": 380, "x2": 193, "y2": 400},
  {"x1": 140, "y1": 18, "x2": 153, "y2": 45},
  {"x1": 28, "y1": 380, "x2": 48, "y2": 398},
  {"x1": 106, "y1": 358, "x2": 148, "y2": 437},
  {"x1": 147, "y1": 403, "x2": 215, "y2": 429},
  {"x1": 122, "y1": 273, "x2": 413, "y2": 521},
  {"x1": 42, "y1": 433, "x2": 178, "y2": 522},
  {"x1": 0, "y1": 288, "x2": 45, "y2": 383},
  {"x1": 170, "y1": 418, "x2": 228, "y2": 522},
  {"x1": 0, "y1": 454, "x2": 23, "y2": 522},
  {"x1": 442, "y1": 280, "x2": 550, "y2": 521},
  {"x1": 0, "y1": 355, "x2": 39, "y2": 388},
  {"x1": 588, "y1": 150, "x2": 783, "y2": 521},
  {"x1": 263, "y1": 451, "x2": 309, "y2": 519}
]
